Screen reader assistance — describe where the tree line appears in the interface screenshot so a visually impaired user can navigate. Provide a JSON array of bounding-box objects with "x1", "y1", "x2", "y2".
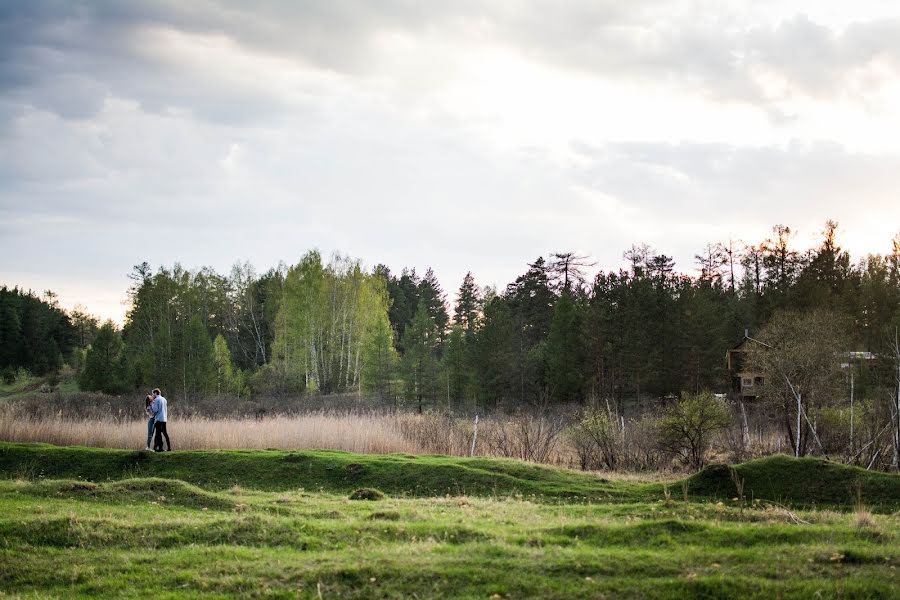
[
  {"x1": 0, "y1": 287, "x2": 79, "y2": 382},
  {"x1": 5, "y1": 222, "x2": 899, "y2": 415}
]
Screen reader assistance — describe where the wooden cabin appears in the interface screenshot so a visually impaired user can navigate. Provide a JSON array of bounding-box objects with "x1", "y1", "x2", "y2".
[{"x1": 726, "y1": 331, "x2": 771, "y2": 399}]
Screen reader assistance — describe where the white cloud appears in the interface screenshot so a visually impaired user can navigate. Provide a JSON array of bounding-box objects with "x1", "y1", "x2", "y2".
[{"x1": 1, "y1": 1, "x2": 900, "y2": 322}]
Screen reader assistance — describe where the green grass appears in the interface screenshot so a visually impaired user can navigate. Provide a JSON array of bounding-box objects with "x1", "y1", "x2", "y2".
[
  {"x1": 687, "y1": 455, "x2": 900, "y2": 511},
  {"x1": 0, "y1": 369, "x2": 79, "y2": 399},
  {"x1": 3, "y1": 443, "x2": 898, "y2": 509},
  {"x1": 0, "y1": 373, "x2": 43, "y2": 399},
  {"x1": 1, "y1": 443, "x2": 899, "y2": 598},
  {"x1": 0, "y1": 442, "x2": 647, "y2": 501}
]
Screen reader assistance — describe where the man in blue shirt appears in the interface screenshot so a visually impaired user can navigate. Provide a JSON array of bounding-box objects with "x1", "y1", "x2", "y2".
[{"x1": 150, "y1": 388, "x2": 171, "y2": 452}]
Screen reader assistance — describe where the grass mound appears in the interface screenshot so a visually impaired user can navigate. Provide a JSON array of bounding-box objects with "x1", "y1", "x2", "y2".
[
  {"x1": 686, "y1": 455, "x2": 900, "y2": 510},
  {"x1": 3, "y1": 443, "x2": 899, "y2": 511},
  {"x1": 103, "y1": 478, "x2": 237, "y2": 510},
  {"x1": 349, "y1": 487, "x2": 384, "y2": 501},
  {"x1": 15, "y1": 478, "x2": 236, "y2": 510},
  {"x1": 0, "y1": 442, "x2": 630, "y2": 501}
]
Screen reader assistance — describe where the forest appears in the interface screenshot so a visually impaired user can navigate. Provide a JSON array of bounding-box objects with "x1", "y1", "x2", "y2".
[
  {"x1": 3, "y1": 221, "x2": 900, "y2": 469},
  {"x1": 3, "y1": 221, "x2": 899, "y2": 408}
]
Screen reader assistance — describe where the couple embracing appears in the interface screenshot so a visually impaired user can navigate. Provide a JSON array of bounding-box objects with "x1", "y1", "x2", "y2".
[{"x1": 144, "y1": 388, "x2": 172, "y2": 452}]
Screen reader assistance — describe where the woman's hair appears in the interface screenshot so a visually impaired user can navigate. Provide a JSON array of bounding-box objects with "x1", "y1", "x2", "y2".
[{"x1": 145, "y1": 395, "x2": 153, "y2": 408}]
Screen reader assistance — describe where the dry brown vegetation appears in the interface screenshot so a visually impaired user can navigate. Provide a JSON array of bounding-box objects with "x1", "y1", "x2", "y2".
[
  {"x1": 0, "y1": 413, "x2": 418, "y2": 454},
  {"x1": 0, "y1": 391, "x2": 852, "y2": 472},
  {"x1": 0, "y1": 406, "x2": 579, "y2": 463}
]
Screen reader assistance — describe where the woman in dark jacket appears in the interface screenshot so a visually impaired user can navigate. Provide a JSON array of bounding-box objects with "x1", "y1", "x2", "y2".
[{"x1": 144, "y1": 394, "x2": 155, "y2": 451}]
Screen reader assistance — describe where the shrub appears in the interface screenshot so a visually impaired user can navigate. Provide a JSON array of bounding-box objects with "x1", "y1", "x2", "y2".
[
  {"x1": 568, "y1": 409, "x2": 621, "y2": 470},
  {"x1": 349, "y1": 488, "x2": 385, "y2": 501},
  {"x1": 484, "y1": 412, "x2": 568, "y2": 464},
  {"x1": 657, "y1": 392, "x2": 732, "y2": 470}
]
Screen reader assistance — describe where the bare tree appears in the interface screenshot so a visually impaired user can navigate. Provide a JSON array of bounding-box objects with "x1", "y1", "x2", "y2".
[
  {"x1": 723, "y1": 237, "x2": 744, "y2": 294},
  {"x1": 695, "y1": 242, "x2": 727, "y2": 284},
  {"x1": 550, "y1": 252, "x2": 595, "y2": 291},
  {"x1": 747, "y1": 310, "x2": 849, "y2": 456},
  {"x1": 623, "y1": 243, "x2": 653, "y2": 275}
]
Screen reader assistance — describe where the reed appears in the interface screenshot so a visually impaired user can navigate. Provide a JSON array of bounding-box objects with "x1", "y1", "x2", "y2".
[{"x1": 0, "y1": 412, "x2": 420, "y2": 454}]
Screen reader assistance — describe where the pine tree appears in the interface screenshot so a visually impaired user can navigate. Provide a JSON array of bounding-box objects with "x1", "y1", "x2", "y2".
[
  {"x1": 474, "y1": 295, "x2": 519, "y2": 409},
  {"x1": 79, "y1": 322, "x2": 125, "y2": 394},
  {"x1": 418, "y1": 268, "x2": 449, "y2": 345},
  {"x1": 453, "y1": 272, "x2": 482, "y2": 337},
  {"x1": 544, "y1": 290, "x2": 586, "y2": 403},
  {"x1": 401, "y1": 300, "x2": 440, "y2": 413},
  {"x1": 386, "y1": 267, "x2": 420, "y2": 352},
  {"x1": 361, "y1": 314, "x2": 397, "y2": 404}
]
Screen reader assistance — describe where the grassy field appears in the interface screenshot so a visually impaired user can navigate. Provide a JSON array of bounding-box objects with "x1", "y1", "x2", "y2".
[
  {"x1": 1, "y1": 443, "x2": 898, "y2": 598},
  {"x1": 0, "y1": 371, "x2": 78, "y2": 400}
]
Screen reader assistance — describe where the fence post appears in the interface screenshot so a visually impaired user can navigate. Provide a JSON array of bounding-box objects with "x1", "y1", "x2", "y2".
[{"x1": 470, "y1": 414, "x2": 479, "y2": 457}]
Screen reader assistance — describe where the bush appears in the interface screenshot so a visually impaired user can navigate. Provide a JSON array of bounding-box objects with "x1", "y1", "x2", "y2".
[
  {"x1": 568, "y1": 409, "x2": 621, "y2": 470},
  {"x1": 349, "y1": 488, "x2": 385, "y2": 501},
  {"x1": 247, "y1": 364, "x2": 306, "y2": 400},
  {"x1": 484, "y1": 411, "x2": 568, "y2": 464},
  {"x1": 657, "y1": 392, "x2": 732, "y2": 470}
]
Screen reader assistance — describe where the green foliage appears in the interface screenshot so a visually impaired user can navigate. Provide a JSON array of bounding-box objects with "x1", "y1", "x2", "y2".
[
  {"x1": 212, "y1": 334, "x2": 246, "y2": 397},
  {"x1": 272, "y1": 251, "x2": 394, "y2": 394},
  {"x1": 569, "y1": 409, "x2": 622, "y2": 470},
  {"x1": 383, "y1": 266, "x2": 420, "y2": 352},
  {"x1": 78, "y1": 322, "x2": 127, "y2": 394},
  {"x1": 657, "y1": 391, "x2": 732, "y2": 470},
  {"x1": 360, "y1": 308, "x2": 397, "y2": 403},
  {"x1": 182, "y1": 315, "x2": 215, "y2": 401},
  {"x1": 442, "y1": 325, "x2": 472, "y2": 410},
  {"x1": 473, "y1": 293, "x2": 525, "y2": 408},
  {"x1": 0, "y1": 286, "x2": 75, "y2": 376},
  {"x1": 13, "y1": 221, "x2": 900, "y2": 411},
  {"x1": 123, "y1": 263, "x2": 231, "y2": 398},
  {"x1": 417, "y1": 267, "x2": 450, "y2": 344},
  {"x1": 68, "y1": 305, "x2": 99, "y2": 349},
  {"x1": 453, "y1": 271, "x2": 482, "y2": 336},
  {"x1": 401, "y1": 300, "x2": 440, "y2": 412},
  {"x1": 544, "y1": 290, "x2": 586, "y2": 403}
]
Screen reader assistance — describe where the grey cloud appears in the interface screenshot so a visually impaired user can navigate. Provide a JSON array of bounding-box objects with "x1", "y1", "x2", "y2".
[{"x1": 4, "y1": 1, "x2": 900, "y2": 127}]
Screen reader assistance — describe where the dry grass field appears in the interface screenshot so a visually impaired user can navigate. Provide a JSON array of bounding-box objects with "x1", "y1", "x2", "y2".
[
  {"x1": 0, "y1": 394, "x2": 788, "y2": 471},
  {"x1": 0, "y1": 413, "x2": 426, "y2": 453}
]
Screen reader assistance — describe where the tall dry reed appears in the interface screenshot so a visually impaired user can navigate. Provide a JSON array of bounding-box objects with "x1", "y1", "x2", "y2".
[
  {"x1": 0, "y1": 413, "x2": 420, "y2": 454},
  {"x1": 0, "y1": 409, "x2": 581, "y2": 465}
]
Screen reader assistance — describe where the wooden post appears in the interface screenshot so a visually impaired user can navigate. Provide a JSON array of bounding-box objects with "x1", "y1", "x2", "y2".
[
  {"x1": 849, "y1": 369, "x2": 854, "y2": 463},
  {"x1": 470, "y1": 414, "x2": 479, "y2": 457}
]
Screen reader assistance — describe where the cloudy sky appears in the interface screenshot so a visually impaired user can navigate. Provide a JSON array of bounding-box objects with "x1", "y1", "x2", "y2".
[{"x1": 2, "y1": 1, "x2": 900, "y2": 323}]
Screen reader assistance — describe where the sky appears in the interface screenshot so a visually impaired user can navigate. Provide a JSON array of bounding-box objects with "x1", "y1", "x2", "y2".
[{"x1": 1, "y1": 0, "x2": 899, "y2": 323}]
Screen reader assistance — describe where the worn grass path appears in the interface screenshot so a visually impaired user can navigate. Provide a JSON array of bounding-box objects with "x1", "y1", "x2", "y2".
[{"x1": 1, "y1": 443, "x2": 899, "y2": 598}]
